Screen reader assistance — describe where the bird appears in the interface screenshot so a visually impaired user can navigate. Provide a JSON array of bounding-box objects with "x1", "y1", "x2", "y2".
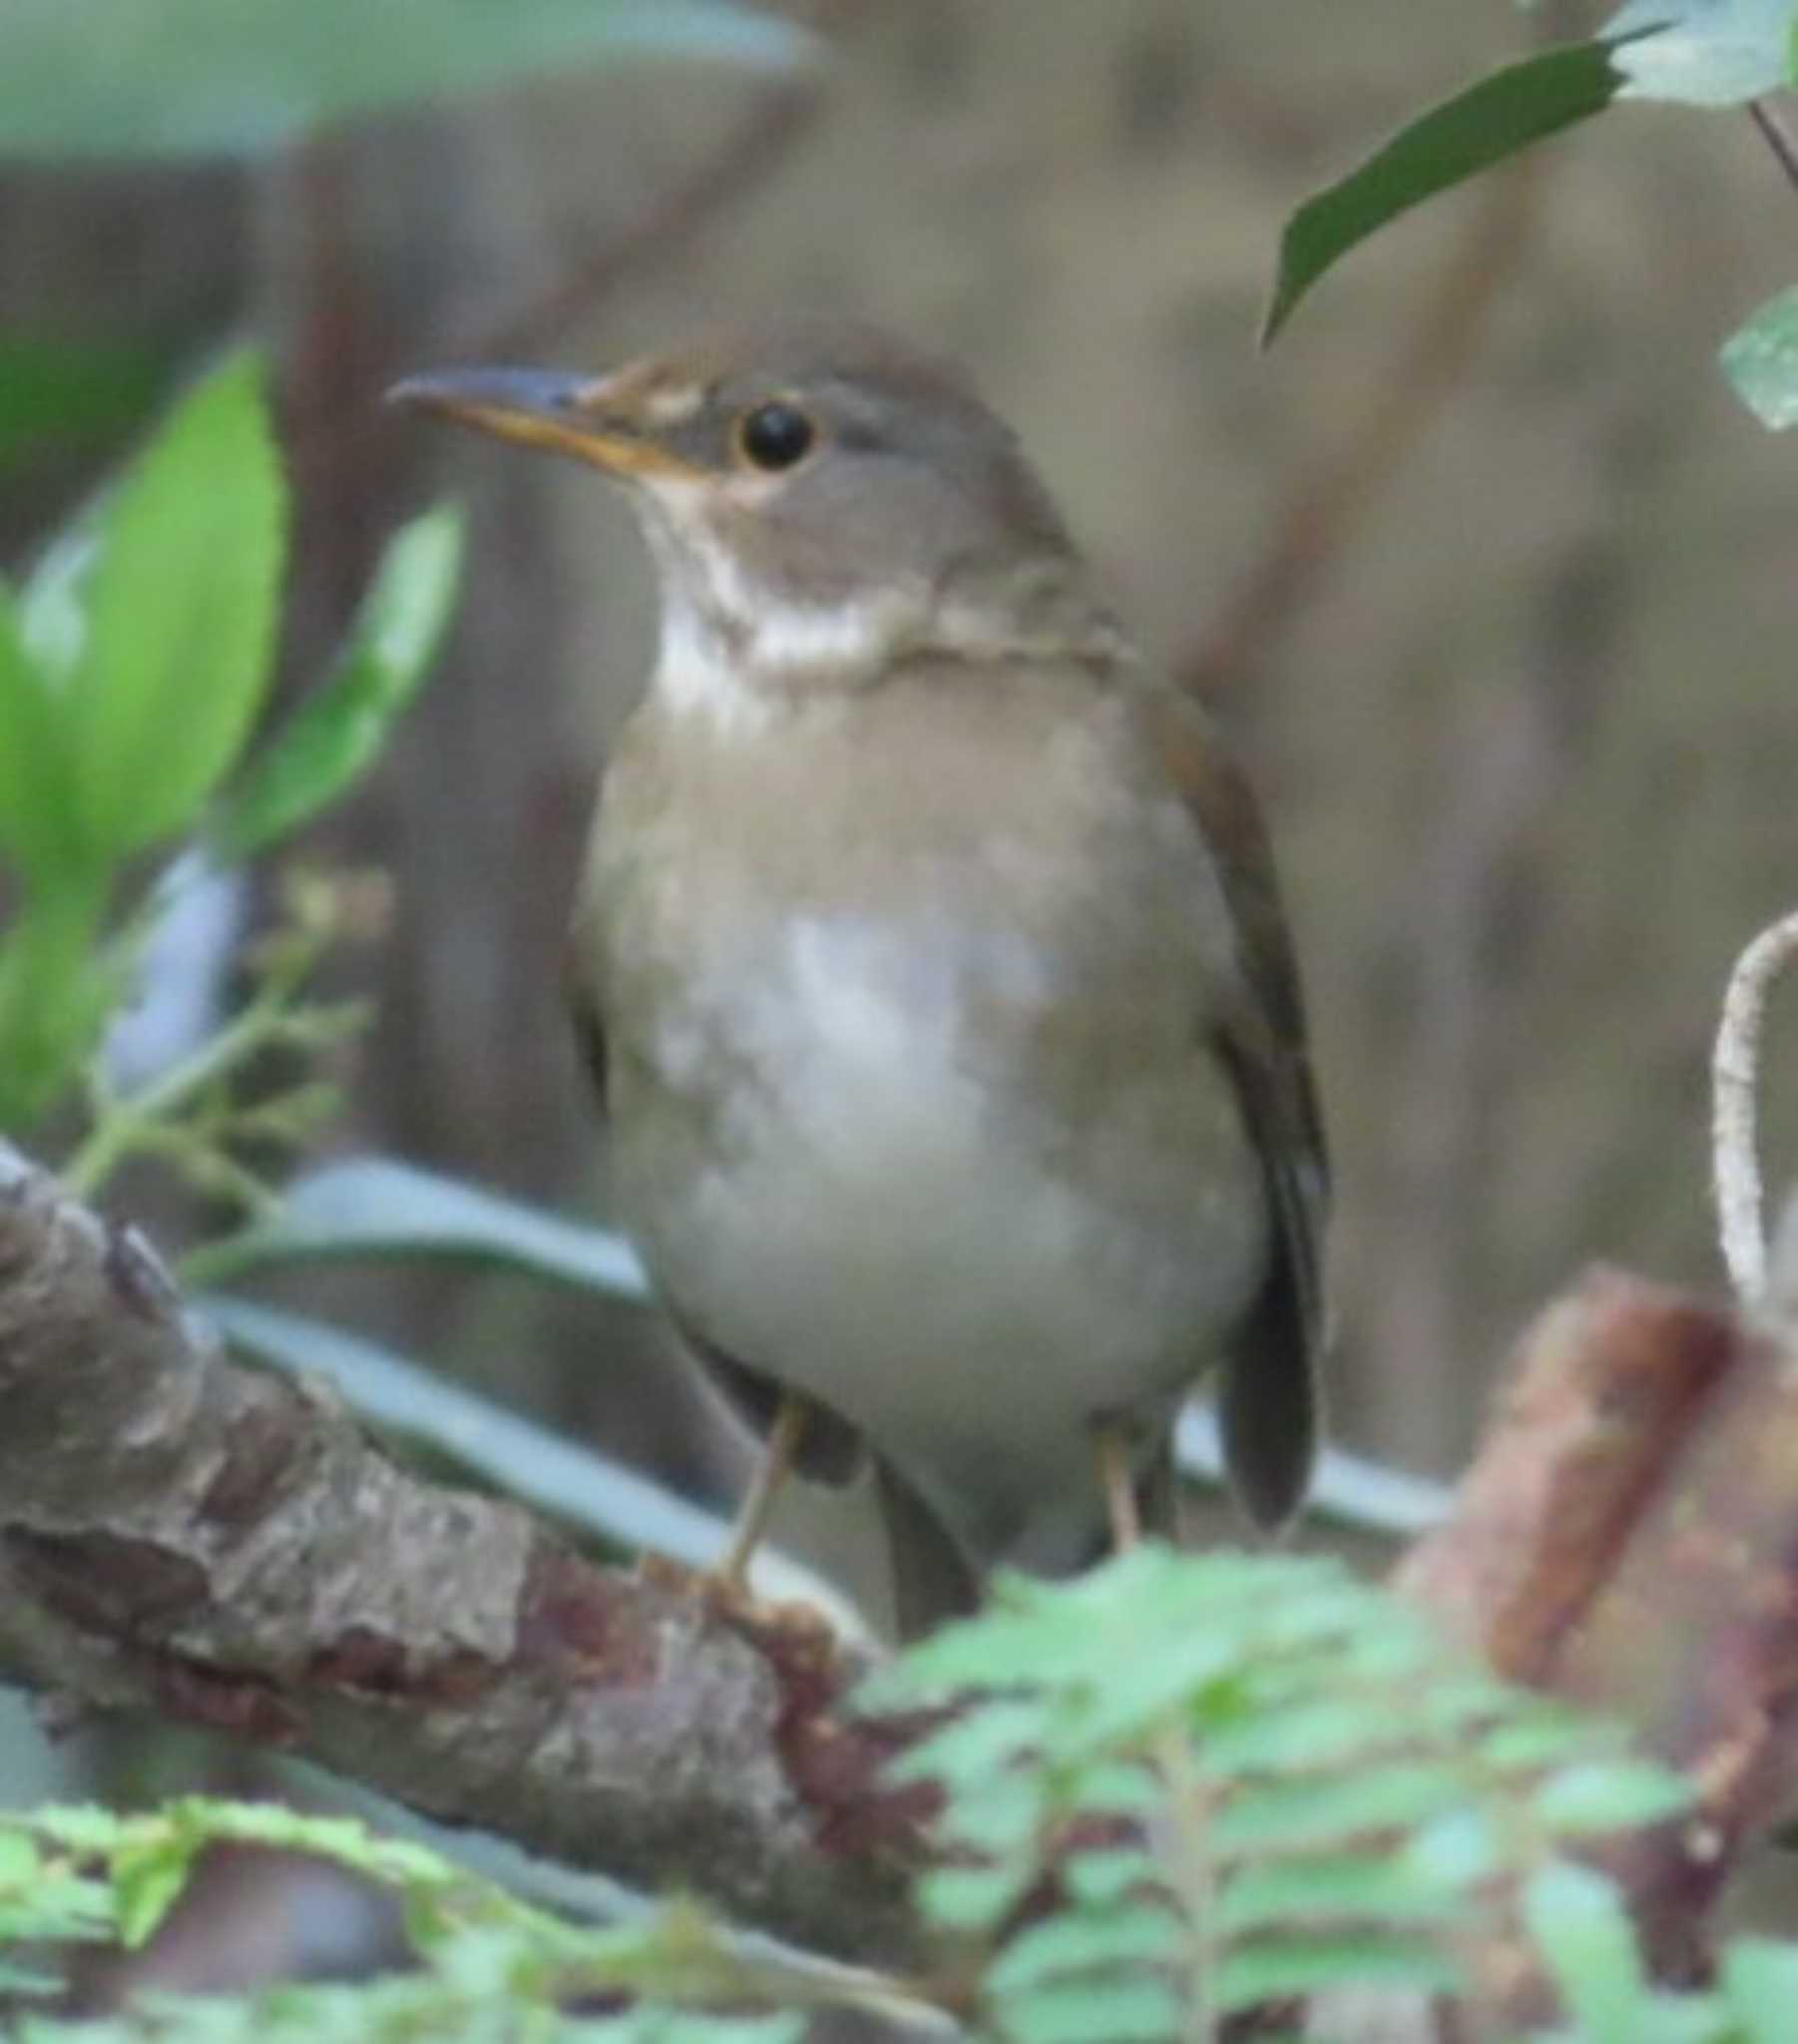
[{"x1": 391, "y1": 321, "x2": 1327, "y2": 1641}]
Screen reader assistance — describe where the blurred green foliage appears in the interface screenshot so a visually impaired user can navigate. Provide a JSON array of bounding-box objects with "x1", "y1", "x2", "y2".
[
  {"x1": 2, "y1": 1553, "x2": 1796, "y2": 2039},
  {"x1": 0, "y1": 352, "x2": 462, "y2": 1164},
  {"x1": 0, "y1": 341, "x2": 176, "y2": 480},
  {"x1": 0, "y1": 1, "x2": 813, "y2": 161},
  {"x1": 1270, "y1": 0, "x2": 1798, "y2": 426}
]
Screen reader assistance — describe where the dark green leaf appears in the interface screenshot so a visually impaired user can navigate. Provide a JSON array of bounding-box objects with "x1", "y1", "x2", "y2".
[
  {"x1": 185, "y1": 1155, "x2": 650, "y2": 1296},
  {"x1": 68, "y1": 350, "x2": 285, "y2": 858},
  {"x1": 0, "y1": 336, "x2": 172, "y2": 475},
  {"x1": 212, "y1": 503, "x2": 465, "y2": 858},
  {"x1": 0, "y1": 582, "x2": 76, "y2": 877},
  {"x1": 0, "y1": 0, "x2": 814, "y2": 161},
  {"x1": 1721, "y1": 284, "x2": 1798, "y2": 429},
  {"x1": 1265, "y1": 41, "x2": 1623, "y2": 342}
]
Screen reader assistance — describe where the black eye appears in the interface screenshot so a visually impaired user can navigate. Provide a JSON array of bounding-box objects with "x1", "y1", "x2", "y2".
[{"x1": 737, "y1": 401, "x2": 815, "y2": 471}]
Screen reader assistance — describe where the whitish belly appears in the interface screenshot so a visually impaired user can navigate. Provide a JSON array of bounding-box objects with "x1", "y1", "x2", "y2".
[{"x1": 613, "y1": 913, "x2": 1267, "y2": 1565}]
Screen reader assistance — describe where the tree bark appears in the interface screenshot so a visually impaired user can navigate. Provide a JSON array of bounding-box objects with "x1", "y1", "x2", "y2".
[{"x1": 0, "y1": 1141, "x2": 927, "y2": 1968}]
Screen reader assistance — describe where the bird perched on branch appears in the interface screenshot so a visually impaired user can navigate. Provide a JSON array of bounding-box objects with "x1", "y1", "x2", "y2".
[{"x1": 393, "y1": 322, "x2": 1327, "y2": 1640}]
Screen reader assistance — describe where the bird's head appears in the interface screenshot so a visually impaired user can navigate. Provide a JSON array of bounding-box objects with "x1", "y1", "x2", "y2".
[{"x1": 391, "y1": 321, "x2": 1117, "y2": 709}]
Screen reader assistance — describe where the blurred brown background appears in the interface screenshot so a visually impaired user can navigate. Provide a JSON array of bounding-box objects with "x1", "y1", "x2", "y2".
[{"x1": 8, "y1": 0, "x2": 1798, "y2": 1507}]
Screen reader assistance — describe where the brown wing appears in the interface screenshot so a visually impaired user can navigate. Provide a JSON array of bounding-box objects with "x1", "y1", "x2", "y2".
[{"x1": 1157, "y1": 692, "x2": 1329, "y2": 1530}]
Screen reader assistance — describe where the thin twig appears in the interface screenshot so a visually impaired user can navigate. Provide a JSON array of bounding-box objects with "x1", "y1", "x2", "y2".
[
  {"x1": 1749, "y1": 97, "x2": 1798, "y2": 196},
  {"x1": 1711, "y1": 910, "x2": 1798, "y2": 1303}
]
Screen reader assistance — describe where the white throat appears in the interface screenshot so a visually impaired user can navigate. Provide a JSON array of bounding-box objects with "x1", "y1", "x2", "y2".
[{"x1": 646, "y1": 502, "x2": 917, "y2": 737}]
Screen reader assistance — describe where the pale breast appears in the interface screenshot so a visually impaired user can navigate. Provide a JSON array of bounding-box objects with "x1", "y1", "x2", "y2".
[
  {"x1": 582, "y1": 676, "x2": 1271, "y2": 1567},
  {"x1": 610, "y1": 898, "x2": 1267, "y2": 1566}
]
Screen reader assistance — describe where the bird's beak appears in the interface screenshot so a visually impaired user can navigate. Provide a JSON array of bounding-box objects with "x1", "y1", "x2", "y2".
[{"x1": 387, "y1": 366, "x2": 696, "y2": 480}]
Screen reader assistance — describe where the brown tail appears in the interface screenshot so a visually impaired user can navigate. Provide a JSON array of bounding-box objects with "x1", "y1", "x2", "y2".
[{"x1": 875, "y1": 1458, "x2": 982, "y2": 1644}]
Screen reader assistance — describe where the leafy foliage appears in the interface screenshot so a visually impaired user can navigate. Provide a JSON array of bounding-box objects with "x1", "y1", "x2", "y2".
[
  {"x1": 65, "y1": 351, "x2": 284, "y2": 861},
  {"x1": 1268, "y1": 0, "x2": 1798, "y2": 428},
  {"x1": 0, "y1": 1801, "x2": 822, "y2": 2044},
  {"x1": 211, "y1": 507, "x2": 464, "y2": 861},
  {"x1": 0, "y1": 354, "x2": 460, "y2": 1153},
  {"x1": 1264, "y1": 42, "x2": 1623, "y2": 343},
  {"x1": 864, "y1": 1544, "x2": 1690, "y2": 2034},
  {"x1": 5, "y1": 1552, "x2": 1796, "y2": 2041},
  {"x1": 0, "y1": 1, "x2": 813, "y2": 161}
]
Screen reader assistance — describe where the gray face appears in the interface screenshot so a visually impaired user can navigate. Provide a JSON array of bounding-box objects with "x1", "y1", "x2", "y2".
[
  {"x1": 622, "y1": 322, "x2": 1081, "y2": 617},
  {"x1": 395, "y1": 321, "x2": 1105, "y2": 684}
]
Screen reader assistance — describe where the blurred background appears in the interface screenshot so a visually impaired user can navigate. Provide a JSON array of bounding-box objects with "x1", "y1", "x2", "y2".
[{"x1": 5, "y1": 0, "x2": 1798, "y2": 1999}]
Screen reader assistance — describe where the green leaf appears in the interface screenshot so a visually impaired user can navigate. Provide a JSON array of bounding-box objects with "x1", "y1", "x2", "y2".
[
  {"x1": 1000, "y1": 1976, "x2": 1186, "y2": 2044},
  {"x1": 0, "y1": 582, "x2": 77, "y2": 877},
  {"x1": 1531, "y1": 1759, "x2": 1692, "y2": 1834},
  {"x1": 1061, "y1": 1848, "x2": 1161, "y2": 1906},
  {"x1": 0, "y1": 1830, "x2": 39, "y2": 1887},
  {"x1": 987, "y1": 1905, "x2": 1181, "y2": 1992},
  {"x1": 1605, "y1": 0, "x2": 1796, "y2": 104},
  {"x1": 1209, "y1": 1762, "x2": 1472, "y2": 1852},
  {"x1": 68, "y1": 350, "x2": 286, "y2": 859},
  {"x1": 1722, "y1": 1939, "x2": 1798, "y2": 2044},
  {"x1": 0, "y1": 335, "x2": 172, "y2": 475},
  {"x1": 1265, "y1": 41, "x2": 1623, "y2": 342},
  {"x1": 186, "y1": 1154, "x2": 650, "y2": 1296},
  {"x1": 111, "y1": 1836, "x2": 192, "y2": 1948},
  {"x1": 1523, "y1": 1863, "x2": 1646, "y2": 2037},
  {"x1": 1212, "y1": 1932, "x2": 1458, "y2": 2013},
  {"x1": 886, "y1": 1696, "x2": 1045, "y2": 1787},
  {"x1": 0, "y1": 0, "x2": 815, "y2": 161},
  {"x1": 212, "y1": 503, "x2": 465, "y2": 859},
  {"x1": 915, "y1": 1862, "x2": 1034, "y2": 1930},
  {"x1": 0, "y1": 874, "x2": 116, "y2": 1131},
  {"x1": 1721, "y1": 284, "x2": 1798, "y2": 429},
  {"x1": 1216, "y1": 1853, "x2": 1456, "y2": 1934}
]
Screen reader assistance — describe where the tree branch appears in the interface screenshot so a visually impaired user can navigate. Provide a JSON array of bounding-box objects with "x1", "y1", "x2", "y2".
[
  {"x1": 1399, "y1": 1268, "x2": 1798, "y2": 2022},
  {"x1": 1711, "y1": 909, "x2": 1798, "y2": 1303},
  {"x1": 15, "y1": 1137, "x2": 1798, "y2": 2030},
  {"x1": 0, "y1": 1141, "x2": 929, "y2": 1969}
]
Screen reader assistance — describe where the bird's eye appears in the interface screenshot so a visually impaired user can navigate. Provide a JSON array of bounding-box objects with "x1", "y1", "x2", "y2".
[{"x1": 736, "y1": 401, "x2": 815, "y2": 472}]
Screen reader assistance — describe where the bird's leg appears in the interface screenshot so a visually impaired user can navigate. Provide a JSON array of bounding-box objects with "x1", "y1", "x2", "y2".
[
  {"x1": 714, "y1": 1394, "x2": 808, "y2": 1595},
  {"x1": 1094, "y1": 1421, "x2": 1142, "y2": 1554}
]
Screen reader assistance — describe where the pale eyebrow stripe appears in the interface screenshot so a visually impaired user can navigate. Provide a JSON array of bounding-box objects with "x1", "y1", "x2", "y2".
[{"x1": 637, "y1": 383, "x2": 705, "y2": 426}]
